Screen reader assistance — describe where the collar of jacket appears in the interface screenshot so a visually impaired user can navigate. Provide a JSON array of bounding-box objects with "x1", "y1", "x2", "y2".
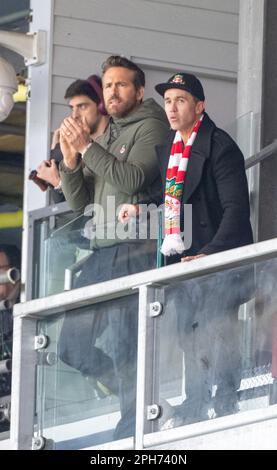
[
  {"x1": 102, "y1": 98, "x2": 167, "y2": 146},
  {"x1": 156, "y1": 112, "x2": 216, "y2": 203}
]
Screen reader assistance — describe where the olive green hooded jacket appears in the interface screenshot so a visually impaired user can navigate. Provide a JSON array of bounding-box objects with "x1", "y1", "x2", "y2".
[{"x1": 60, "y1": 98, "x2": 168, "y2": 248}]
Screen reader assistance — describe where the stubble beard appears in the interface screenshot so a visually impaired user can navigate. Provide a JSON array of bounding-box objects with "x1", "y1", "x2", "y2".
[
  {"x1": 107, "y1": 97, "x2": 140, "y2": 119},
  {"x1": 89, "y1": 114, "x2": 102, "y2": 135}
]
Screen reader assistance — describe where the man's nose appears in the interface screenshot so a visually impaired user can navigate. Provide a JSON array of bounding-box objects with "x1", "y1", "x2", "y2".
[
  {"x1": 110, "y1": 83, "x2": 118, "y2": 95},
  {"x1": 169, "y1": 102, "x2": 177, "y2": 112},
  {"x1": 71, "y1": 108, "x2": 79, "y2": 119}
]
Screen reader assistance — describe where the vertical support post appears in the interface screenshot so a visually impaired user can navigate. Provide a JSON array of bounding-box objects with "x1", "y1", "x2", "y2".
[
  {"x1": 10, "y1": 313, "x2": 37, "y2": 449},
  {"x1": 237, "y1": 0, "x2": 265, "y2": 242},
  {"x1": 21, "y1": 0, "x2": 55, "y2": 302},
  {"x1": 259, "y1": 0, "x2": 277, "y2": 241},
  {"x1": 237, "y1": 0, "x2": 265, "y2": 371},
  {"x1": 135, "y1": 284, "x2": 163, "y2": 450}
]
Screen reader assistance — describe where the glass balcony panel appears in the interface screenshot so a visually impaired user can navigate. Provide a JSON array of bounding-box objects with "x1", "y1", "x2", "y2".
[
  {"x1": 35, "y1": 293, "x2": 139, "y2": 449},
  {"x1": 0, "y1": 307, "x2": 12, "y2": 436},
  {"x1": 33, "y1": 211, "x2": 91, "y2": 298},
  {"x1": 32, "y1": 206, "x2": 160, "y2": 299},
  {"x1": 150, "y1": 257, "x2": 277, "y2": 432}
]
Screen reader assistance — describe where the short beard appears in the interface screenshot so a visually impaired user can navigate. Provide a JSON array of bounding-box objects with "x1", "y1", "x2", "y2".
[
  {"x1": 89, "y1": 114, "x2": 101, "y2": 135},
  {"x1": 108, "y1": 99, "x2": 140, "y2": 119}
]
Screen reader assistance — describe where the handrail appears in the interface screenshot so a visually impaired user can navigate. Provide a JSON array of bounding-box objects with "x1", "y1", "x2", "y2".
[
  {"x1": 14, "y1": 237, "x2": 277, "y2": 319},
  {"x1": 245, "y1": 139, "x2": 277, "y2": 169}
]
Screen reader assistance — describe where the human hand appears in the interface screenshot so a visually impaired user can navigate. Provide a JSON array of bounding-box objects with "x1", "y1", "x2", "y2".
[
  {"x1": 181, "y1": 254, "x2": 206, "y2": 262},
  {"x1": 118, "y1": 204, "x2": 139, "y2": 223},
  {"x1": 36, "y1": 159, "x2": 60, "y2": 187},
  {"x1": 59, "y1": 131, "x2": 79, "y2": 170},
  {"x1": 60, "y1": 117, "x2": 91, "y2": 154}
]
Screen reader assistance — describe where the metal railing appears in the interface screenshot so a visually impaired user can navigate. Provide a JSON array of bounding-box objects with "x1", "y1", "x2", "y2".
[
  {"x1": 9, "y1": 237, "x2": 277, "y2": 450},
  {"x1": 8, "y1": 131, "x2": 277, "y2": 450},
  {"x1": 245, "y1": 139, "x2": 277, "y2": 169}
]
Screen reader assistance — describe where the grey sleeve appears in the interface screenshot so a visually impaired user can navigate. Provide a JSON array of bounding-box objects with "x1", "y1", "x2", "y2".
[{"x1": 59, "y1": 161, "x2": 92, "y2": 213}]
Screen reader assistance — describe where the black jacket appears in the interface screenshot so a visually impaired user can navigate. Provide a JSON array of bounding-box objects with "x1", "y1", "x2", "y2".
[
  {"x1": 49, "y1": 144, "x2": 65, "y2": 204},
  {"x1": 156, "y1": 112, "x2": 253, "y2": 259}
]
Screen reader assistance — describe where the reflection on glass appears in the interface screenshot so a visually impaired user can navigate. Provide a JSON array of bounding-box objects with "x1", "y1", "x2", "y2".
[
  {"x1": 36, "y1": 293, "x2": 139, "y2": 448},
  {"x1": 0, "y1": 308, "x2": 12, "y2": 435},
  {"x1": 33, "y1": 211, "x2": 91, "y2": 298},
  {"x1": 32, "y1": 207, "x2": 159, "y2": 299},
  {"x1": 152, "y1": 258, "x2": 277, "y2": 432}
]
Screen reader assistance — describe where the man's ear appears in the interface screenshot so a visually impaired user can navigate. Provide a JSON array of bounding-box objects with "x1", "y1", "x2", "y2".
[
  {"x1": 136, "y1": 86, "x2": 145, "y2": 103},
  {"x1": 196, "y1": 100, "x2": 205, "y2": 115}
]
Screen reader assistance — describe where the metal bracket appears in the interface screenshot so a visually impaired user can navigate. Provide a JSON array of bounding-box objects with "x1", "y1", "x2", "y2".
[
  {"x1": 0, "y1": 30, "x2": 46, "y2": 66},
  {"x1": 34, "y1": 334, "x2": 49, "y2": 350},
  {"x1": 32, "y1": 435, "x2": 46, "y2": 450},
  {"x1": 37, "y1": 351, "x2": 57, "y2": 366},
  {"x1": 147, "y1": 404, "x2": 161, "y2": 420},
  {"x1": 149, "y1": 301, "x2": 163, "y2": 317}
]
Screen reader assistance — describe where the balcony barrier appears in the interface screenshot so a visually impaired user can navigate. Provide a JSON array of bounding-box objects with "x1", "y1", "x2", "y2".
[{"x1": 8, "y1": 237, "x2": 277, "y2": 449}]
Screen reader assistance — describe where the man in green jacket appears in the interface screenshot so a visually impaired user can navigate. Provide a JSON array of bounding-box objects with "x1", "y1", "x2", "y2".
[{"x1": 58, "y1": 56, "x2": 169, "y2": 440}]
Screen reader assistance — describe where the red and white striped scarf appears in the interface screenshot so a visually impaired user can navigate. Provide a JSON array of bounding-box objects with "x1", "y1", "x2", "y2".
[{"x1": 161, "y1": 115, "x2": 203, "y2": 256}]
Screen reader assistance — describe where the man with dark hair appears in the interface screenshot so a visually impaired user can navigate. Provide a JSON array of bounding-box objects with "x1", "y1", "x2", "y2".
[
  {"x1": 32, "y1": 76, "x2": 110, "y2": 298},
  {"x1": 119, "y1": 71, "x2": 253, "y2": 426},
  {"x1": 0, "y1": 244, "x2": 21, "y2": 432},
  {"x1": 35, "y1": 75, "x2": 108, "y2": 202},
  {"x1": 101, "y1": 55, "x2": 145, "y2": 91},
  {"x1": 65, "y1": 76, "x2": 104, "y2": 103},
  {"x1": 58, "y1": 56, "x2": 168, "y2": 439}
]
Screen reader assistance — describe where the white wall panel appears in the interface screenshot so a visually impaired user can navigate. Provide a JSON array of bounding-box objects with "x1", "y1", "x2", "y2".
[
  {"x1": 143, "y1": 0, "x2": 239, "y2": 14},
  {"x1": 52, "y1": 46, "x2": 108, "y2": 80},
  {"x1": 51, "y1": 0, "x2": 239, "y2": 130},
  {"x1": 53, "y1": 17, "x2": 237, "y2": 78},
  {"x1": 30, "y1": 0, "x2": 240, "y2": 192},
  {"x1": 54, "y1": 0, "x2": 238, "y2": 43}
]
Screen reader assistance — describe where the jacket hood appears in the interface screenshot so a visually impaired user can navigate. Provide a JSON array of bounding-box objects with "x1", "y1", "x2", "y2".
[{"x1": 112, "y1": 98, "x2": 168, "y2": 128}]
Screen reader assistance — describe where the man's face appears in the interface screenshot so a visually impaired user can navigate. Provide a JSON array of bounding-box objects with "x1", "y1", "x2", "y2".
[
  {"x1": 0, "y1": 252, "x2": 14, "y2": 301},
  {"x1": 164, "y1": 89, "x2": 205, "y2": 132},
  {"x1": 102, "y1": 67, "x2": 144, "y2": 118},
  {"x1": 68, "y1": 95, "x2": 101, "y2": 133}
]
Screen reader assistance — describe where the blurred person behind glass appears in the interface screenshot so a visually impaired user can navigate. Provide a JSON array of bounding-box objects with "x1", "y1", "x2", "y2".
[{"x1": 0, "y1": 244, "x2": 21, "y2": 432}]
